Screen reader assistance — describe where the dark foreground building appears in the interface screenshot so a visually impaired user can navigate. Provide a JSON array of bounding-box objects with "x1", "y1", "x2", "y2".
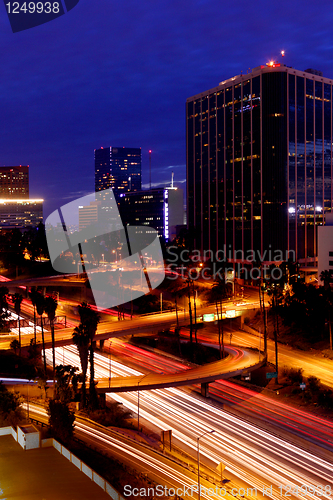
[
  {"x1": 118, "y1": 187, "x2": 184, "y2": 241},
  {"x1": 186, "y1": 63, "x2": 333, "y2": 267}
]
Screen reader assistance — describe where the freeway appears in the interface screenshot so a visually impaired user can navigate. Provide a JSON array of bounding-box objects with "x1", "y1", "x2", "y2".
[
  {"x1": 27, "y1": 403, "x2": 228, "y2": 500},
  {"x1": 51, "y1": 346, "x2": 333, "y2": 500},
  {"x1": 0, "y1": 299, "x2": 256, "y2": 350},
  {"x1": 194, "y1": 322, "x2": 333, "y2": 389},
  {"x1": 100, "y1": 338, "x2": 333, "y2": 450},
  {"x1": 93, "y1": 345, "x2": 263, "y2": 392}
]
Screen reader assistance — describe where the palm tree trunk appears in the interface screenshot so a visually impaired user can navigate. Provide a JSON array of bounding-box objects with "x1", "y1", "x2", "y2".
[
  {"x1": 329, "y1": 307, "x2": 333, "y2": 350},
  {"x1": 18, "y1": 317, "x2": 21, "y2": 357},
  {"x1": 51, "y1": 321, "x2": 55, "y2": 380},
  {"x1": 33, "y1": 304, "x2": 36, "y2": 343},
  {"x1": 40, "y1": 316, "x2": 47, "y2": 376},
  {"x1": 175, "y1": 296, "x2": 179, "y2": 328},
  {"x1": 220, "y1": 299, "x2": 224, "y2": 356},
  {"x1": 216, "y1": 301, "x2": 222, "y2": 359},
  {"x1": 188, "y1": 285, "x2": 193, "y2": 344},
  {"x1": 89, "y1": 341, "x2": 98, "y2": 409},
  {"x1": 262, "y1": 288, "x2": 267, "y2": 355}
]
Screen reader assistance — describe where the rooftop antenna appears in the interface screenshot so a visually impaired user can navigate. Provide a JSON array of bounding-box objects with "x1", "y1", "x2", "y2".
[
  {"x1": 149, "y1": 150, "x2": 152, "y2": 190},
  {"x1": 171, "y1": 171, "x2": 174, "y2": 189}
]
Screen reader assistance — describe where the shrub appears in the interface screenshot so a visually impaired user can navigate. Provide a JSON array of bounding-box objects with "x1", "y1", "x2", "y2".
[
  {"x1": 282, "y1": 367, "x2": 304, "y2": 384},
  {"x1": 89, "y1": 401, "x2": 133, "y2": 428},
  {"x1": 48, "y1": 399, "x2": 75, "y2": 443},
  {"x1": 318, "y1": 389, "x2": 333, "y2": 409},
  {"x1": 307, "y1": 376, "x2": 321, "y2": 394},
  {"x1": 0, "y1": 382, "x2": 24, "y2": 426}
]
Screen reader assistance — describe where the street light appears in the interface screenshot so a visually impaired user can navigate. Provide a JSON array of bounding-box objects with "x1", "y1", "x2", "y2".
[
  {"x1": 197, "y1": 430, "x2": 215, "y2": 500},
  {"x1": 108, "y1": 340, "x2": 112, "y2": 387},
  {"x1": 112, "y1": 249, "x2": 118, "y2": 262},
  {"x1": 138, "y1": 373, "x2": 149, "y2": 431}
]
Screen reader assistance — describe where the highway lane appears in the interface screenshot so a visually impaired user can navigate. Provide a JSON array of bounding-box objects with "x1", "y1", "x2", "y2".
[
  {"x1": 100, "y1": 339, "x2": 333, "y2": 449},
  {"x1": 216, "y1": 324, "x2": 333, "y2": 388},
  {"x1": 51, "y1": 346, "x2": 333, "y2": 500},
  {"x1": 0, "y1": 299, "x2": 257, "y2": 350},
  {"x1": 92, "y1": 346, "x2": 262, "y2": 392}
]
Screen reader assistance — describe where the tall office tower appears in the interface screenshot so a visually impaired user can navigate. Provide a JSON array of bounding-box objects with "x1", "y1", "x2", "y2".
[
  {"x1": 0, "y1": 165, "x2": 42, "y2": 228},
  {"x1": 186, "y1": 63, "x2": 333, "y2": 267},
  {"x1": 0, "y1": 166, "x2": 29, "y2": 198},
  {"x1": 95, "y1": 146, "x2": 142, "y2": 200}
]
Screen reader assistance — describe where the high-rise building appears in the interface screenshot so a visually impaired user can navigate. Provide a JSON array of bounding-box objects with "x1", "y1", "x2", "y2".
[
  {"x1": 0, "y1": 166, "x2": 29, "y2": 198},
  {"x1": 118, "y1": 187, "x2": 184, "y2": 241},
  {"x1": 186, "y1": 63, "x2": 333, "y2": 267},
  {"x1": 78, "y1": 200, "x2": 102, "y2": 231},
  {"x1": 95, "y1": 147, "x2": 141, "y2": 199},
  {"x1": 0, "y1": 165, "x2": 43, "y2": 228},
  {"x1": 0, "y1": 199, "x2": 43, "y2": 229}
]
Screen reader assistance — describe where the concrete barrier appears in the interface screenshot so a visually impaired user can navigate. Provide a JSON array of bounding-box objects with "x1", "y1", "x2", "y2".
[
  {"x1": 0, "y1": 427, "x2": 125, "y2": 500},
  {"x1": 51, "y1": 440, "x2": 125, "y2": 500}
]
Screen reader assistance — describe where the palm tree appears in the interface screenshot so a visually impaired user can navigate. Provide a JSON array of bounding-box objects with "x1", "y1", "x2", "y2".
[
  {"x1": 72, "y1": 323, "x2": 90, "y2": 408},
  {"x1": 12, "y1": 293, "x2": 23, "y2": 357},
  {"x1": 211, "y1": 276, "x2": 227, "y2": 358},
  {"x1": 77, "y1": 302, "x2": 100, "y2": 409},
  {"x1": 29, "y1": 287, "x2": 39, "y2": 343},
  {"x1": 35, "y1": 292, "x2": 47, "y2": 376},
  {"x1": 320, "y1": 270, "x2": 331, "y2": 290},
  {"x1": 0, "y1": 286, "x2": 9, "y2": 332},
  {"x1": 44, "y1": 295, "x2": 58, "y2": 380}
]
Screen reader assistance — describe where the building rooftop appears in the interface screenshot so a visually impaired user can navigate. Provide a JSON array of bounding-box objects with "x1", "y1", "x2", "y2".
[{"x1": 0, "y1": 435, "x2": 111, "y2": 500}]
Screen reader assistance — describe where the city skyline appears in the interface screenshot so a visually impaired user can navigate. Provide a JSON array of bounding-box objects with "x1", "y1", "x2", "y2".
[{"x1": 1, "y1": 1, "x2": 333, "y2": 219}]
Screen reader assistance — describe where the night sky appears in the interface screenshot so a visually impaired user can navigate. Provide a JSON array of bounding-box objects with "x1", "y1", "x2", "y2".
[{"x1": 1, "y1": 0, "x2": 333, "y2": 221}]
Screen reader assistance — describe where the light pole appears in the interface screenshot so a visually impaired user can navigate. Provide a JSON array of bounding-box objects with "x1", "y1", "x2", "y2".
[
  {"x1": 138, "y1": 373, "x2": 149, "y2": 431},
  {"x1": 112, "y1": 250, "x2": 118, "y2": 262},
  {"x1": 197, "y1": 430, "x2": 215, "y2": 500}
]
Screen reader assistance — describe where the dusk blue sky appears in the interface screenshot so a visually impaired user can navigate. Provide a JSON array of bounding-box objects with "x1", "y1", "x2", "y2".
[{"x1": 1, "y1": 0, "x2": 333, "y2": 220}]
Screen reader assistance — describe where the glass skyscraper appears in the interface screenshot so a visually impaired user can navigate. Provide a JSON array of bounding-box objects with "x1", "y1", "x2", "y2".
[
  {"x1": 95, "y1": 146, "x2": 142, "y2": 199},
  {"x1": 186, "y1": 63, "x2": 333, "y2": 266}
]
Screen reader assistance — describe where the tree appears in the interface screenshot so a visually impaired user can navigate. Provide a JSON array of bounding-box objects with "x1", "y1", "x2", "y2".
[
  {"x1": 0, "y1": 286, "x2": 10, "y2": 332},
  {"x1": 267, "y1": 283, "x2": 283, "y2": 382},
  {"x1": 12, "y1": 293, "x2": 23, "y2": 356},
  {"x1": 72, "y1": 323, "x2": 90, "y2": 408},
  {"x1": 28, "y1": 338, "x2": 40, "y2": 364},
  {"x1": 0, "y1": 382, "x2": 24, "y2": 426},
  {"x1": 77, "y1": 303, "x2": 100, "y2": 410},
  {"x1": 48, "y1": 399, "x2": 75, "y2": 443},
  {"x1": 211, "y1": 275, "x2": 229, "y2": 358},
  {"x1": 35, "y1": 292, "x2": 47, "y2": 376},
  {"x1": 54, "y1": 364, "x2": 79, "y2": 403},
  {"x1": 10, "y1": 339, "x2": 20, "y2": 355},
  {"x1": 320, "y1": 270, "x2": 331, "y2": 290},
  {"x1": 29, "y1": 287, "x2": 39, "y2": 343},
  {"x1": 186, "y1": 278, "x2": 193, "y2": 344},
  {"x1": 44, "y1": 295, "x2": 58, "y2": 380}
]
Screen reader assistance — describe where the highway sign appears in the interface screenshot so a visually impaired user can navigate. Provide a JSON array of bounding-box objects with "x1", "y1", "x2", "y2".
[
  {"x1": 266, "y1": 372, "x2": 278, "y2": 379},
  {"x1": 300, "y1": 382, "x2": 306, "y2": 390}
]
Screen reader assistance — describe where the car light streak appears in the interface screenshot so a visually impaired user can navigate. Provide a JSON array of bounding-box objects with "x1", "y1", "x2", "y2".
[{"x1": 49, "y1": 346, "x2": 333, "y2": 500}]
